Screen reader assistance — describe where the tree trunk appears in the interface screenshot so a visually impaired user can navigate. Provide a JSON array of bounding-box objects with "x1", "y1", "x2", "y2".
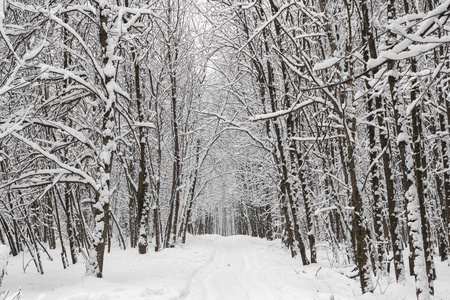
[{"x1": 90, "y1": 2, "x2": 117, "y2": 278}]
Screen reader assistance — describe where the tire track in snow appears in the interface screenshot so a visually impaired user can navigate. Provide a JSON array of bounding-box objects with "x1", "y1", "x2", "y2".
[
  {"x1": 179, "y1": 249, "x2": 217, "y2": 299},
  {"x1": 180, "y1": 235, "x2": 222, "y2": 300},
  {"x1": 203, "y1": 245, "x2": 248, "y2": 300},
  {"x1": 245, "y1": 247, "x2": 285, "y2": 300},
  {"x1": 181, "y1": 236, "x2": 283, "y2": 300}
]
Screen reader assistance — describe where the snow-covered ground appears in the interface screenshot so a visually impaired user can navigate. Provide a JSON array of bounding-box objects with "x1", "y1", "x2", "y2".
[{"x1": 1, "y1": 235, "x2": 449, "y2": 299}]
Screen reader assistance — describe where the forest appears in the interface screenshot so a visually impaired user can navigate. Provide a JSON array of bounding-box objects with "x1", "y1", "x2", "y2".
[{"x1": 0, "y1": 0, "x2": 450, "y2": 299}]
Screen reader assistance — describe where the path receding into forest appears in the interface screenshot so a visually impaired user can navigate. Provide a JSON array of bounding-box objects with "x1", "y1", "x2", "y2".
[{"x1": 3, "y1": 234, "x2": 449, "y2": 300}]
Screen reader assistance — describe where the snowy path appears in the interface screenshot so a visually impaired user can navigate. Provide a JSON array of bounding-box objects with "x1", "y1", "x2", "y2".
[
  {"x1": 183, "y1": 236, "x2": 281, "y2": 300},
  {"x1": 2, "y1": 234, "x2": 450, "y2": 300}
]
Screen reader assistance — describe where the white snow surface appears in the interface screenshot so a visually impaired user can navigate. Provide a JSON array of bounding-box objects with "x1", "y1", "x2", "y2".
[
  {"x1": 2, "y1": 235, "x2": 450, "y2": 299},
  {"x1": 0, "y1": 245, "x2": 8, "y2": 272}
]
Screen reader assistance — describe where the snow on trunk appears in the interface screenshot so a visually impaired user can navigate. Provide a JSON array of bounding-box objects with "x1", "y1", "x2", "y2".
[
  {"x1": 0, "y1": 0, "x2": 5, "y2": 20},
  {"x1": 405, "y1": 147, "x2": 431, "y2": 300},
  {"x1": 407, "y1": 190, "x2": 431, "y2": 300}
]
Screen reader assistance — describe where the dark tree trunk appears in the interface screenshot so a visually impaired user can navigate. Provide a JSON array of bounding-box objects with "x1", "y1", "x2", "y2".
[{"x1": 182, "y1": 140, "x2": 200, "y2": 244}]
